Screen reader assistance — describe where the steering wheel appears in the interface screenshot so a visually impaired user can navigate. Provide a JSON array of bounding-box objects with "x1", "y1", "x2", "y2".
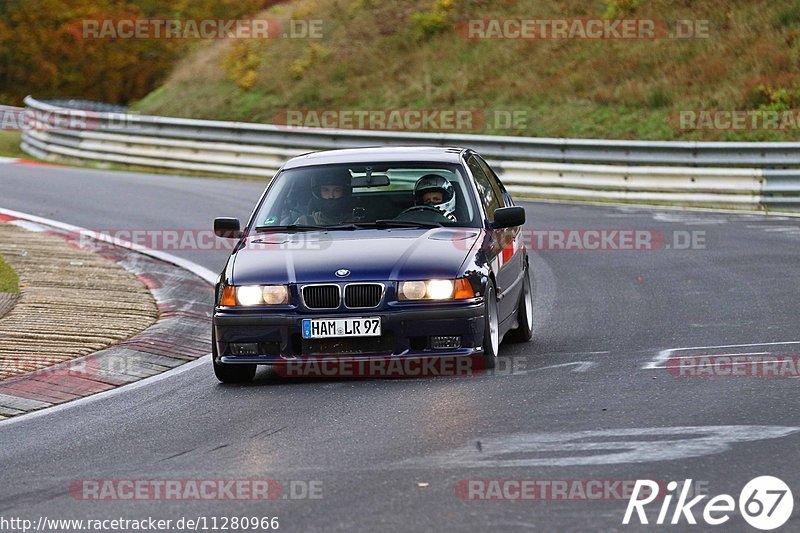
[
  {"x1": 399, "y1": 205, "x2": 445, "y2": 216},
  {"x1": 396, "y1": 205, "x2": 453, "y2": 223}
]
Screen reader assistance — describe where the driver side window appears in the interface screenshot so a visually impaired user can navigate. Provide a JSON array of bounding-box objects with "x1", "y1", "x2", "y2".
[{"x1": 467, "y1": 156, "x2": 501, "y2": 221}]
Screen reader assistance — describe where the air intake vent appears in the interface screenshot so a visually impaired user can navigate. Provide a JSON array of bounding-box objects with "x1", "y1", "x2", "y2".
[
  {"x1": 303, "y1": 285, "x2": 340, "y2": 309},
  {"x1": 345, "y1": 284, "x2": 383, "y2": 308}
]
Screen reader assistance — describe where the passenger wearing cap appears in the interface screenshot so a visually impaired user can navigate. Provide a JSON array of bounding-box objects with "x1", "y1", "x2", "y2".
[{"x1": 295, "y1": 172, "x2": 354, "y2": 225}]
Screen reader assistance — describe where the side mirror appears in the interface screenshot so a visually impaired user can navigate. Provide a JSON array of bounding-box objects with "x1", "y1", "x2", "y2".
[
  {"x1": 214, "y1": 217, "x2": 242, "y2": 238},
  {"x1": 492, "y1": 206, "x2": 526, "y2": 229}
]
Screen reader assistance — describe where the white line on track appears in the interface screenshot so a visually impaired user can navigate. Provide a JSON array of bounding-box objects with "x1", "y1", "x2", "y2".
[
  {"x1": 643, "y1": 342, "x2": 800, "y2": 369},
  {"x1": 530, "y1": 361, "x2": 596, "y2": 373}
]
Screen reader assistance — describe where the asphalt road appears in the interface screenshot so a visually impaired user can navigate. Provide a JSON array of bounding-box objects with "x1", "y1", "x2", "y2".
[{"x1": 1, "y1": 163, "x2": 800, "y2": 532}]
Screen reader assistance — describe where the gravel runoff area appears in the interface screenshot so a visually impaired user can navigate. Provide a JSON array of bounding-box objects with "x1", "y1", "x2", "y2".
[
  {"x1": 0, "y1": 292, "x2": 16, "y2": 320},
  {"x1": 0, "y1": 220, "x2": 159, "y2": 380}
]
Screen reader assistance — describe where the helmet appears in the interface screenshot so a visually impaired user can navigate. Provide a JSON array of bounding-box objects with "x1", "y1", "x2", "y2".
[
  {"x1": 414, "y1": 174, "x2": 456, "y2": 220},
  {"x1": 311, "y1": 171, "x2": 352, "y2": 219}
]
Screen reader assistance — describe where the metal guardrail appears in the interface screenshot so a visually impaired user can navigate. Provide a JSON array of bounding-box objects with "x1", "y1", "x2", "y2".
[
  {"x1": 18, "y1": 96, "x2": 800, "y2": 210},
  {"x1": 41, "y1": 99, "x2": 129, "y2": 113}
]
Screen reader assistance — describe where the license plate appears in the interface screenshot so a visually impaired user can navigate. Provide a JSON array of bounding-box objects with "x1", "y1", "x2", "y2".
[{"x1": 302, "y1": 317, "x2": 381, "y2": 339}]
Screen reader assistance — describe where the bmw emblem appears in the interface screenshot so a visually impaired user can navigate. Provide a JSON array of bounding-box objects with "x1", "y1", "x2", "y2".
[{"x1": 335, "y1": 269, "x2": 350, "y2": 278}]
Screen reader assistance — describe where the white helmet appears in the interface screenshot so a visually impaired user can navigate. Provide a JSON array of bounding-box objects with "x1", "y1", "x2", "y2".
[{"x1": 414, "y1": 174, "x2": 456, "y2": 221}]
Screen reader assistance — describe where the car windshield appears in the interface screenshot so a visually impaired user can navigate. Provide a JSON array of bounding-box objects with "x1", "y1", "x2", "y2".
[{"x1": 251, "y1": 162, "x2": 480, "y2": 230}]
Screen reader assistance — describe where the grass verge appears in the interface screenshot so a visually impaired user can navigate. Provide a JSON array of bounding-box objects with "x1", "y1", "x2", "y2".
[
  {"x1": 0, "y1": 255, "x2": 19, "y2": 293},
  {"x1": 0, "y1": 131, "x2": 24, "y2": 159}
]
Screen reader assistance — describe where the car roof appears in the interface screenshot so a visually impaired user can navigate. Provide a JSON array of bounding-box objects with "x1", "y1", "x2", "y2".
[{"x1": 282, "y1": 146, "x2": 469, "y2": 169}]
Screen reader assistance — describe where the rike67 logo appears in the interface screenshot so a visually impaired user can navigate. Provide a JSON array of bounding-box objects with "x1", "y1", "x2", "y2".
[{"x1": 623, "y1": 476, "x2": 793, "y2": 530}]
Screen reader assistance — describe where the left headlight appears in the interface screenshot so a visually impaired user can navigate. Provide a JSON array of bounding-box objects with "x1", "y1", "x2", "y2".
[
  {"x1": 398, "y1": 279, "x2": 474, "y2": 301},
  {"x1": 220, "y1": 285, "x2": 289, "y2": 306}
]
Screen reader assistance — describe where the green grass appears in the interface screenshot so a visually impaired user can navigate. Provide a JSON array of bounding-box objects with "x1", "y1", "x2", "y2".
[
  {"x1": 0, "y1": 131, "x2": 25, "y2": 159},
  {"x1": 0, "y1": 255, "x2": 19, "y2": 293},
  {"x1": 131, "y1": 0, "x2": 800, "y2": 142}
]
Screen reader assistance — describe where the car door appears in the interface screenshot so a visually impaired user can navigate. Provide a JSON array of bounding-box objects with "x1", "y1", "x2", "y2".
[
  {"x1": 477, "y1": 155, "x2": 526, "y2": 318},
  {"x1": 465, "y1": 154, "x2": 521, "y2": 323}
]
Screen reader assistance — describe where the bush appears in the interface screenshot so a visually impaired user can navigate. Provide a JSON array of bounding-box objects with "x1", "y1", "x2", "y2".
[
  {"x1": 602, "y1": 0, "x2": 643, "y2": 19},
  {"x1": 410, "y1": 0, "x2": 457, "y2": 41}
]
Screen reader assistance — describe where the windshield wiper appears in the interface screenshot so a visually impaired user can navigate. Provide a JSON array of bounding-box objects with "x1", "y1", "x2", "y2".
[
  {"x1": 358, "y1": 220, "x2": 443, "y2": 229},
  {"x1": 254, "y1": 224, "x2": 357, "y2": 233}
]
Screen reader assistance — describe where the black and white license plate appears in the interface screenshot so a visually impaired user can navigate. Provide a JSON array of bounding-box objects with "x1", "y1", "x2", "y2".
[{"x1": 302, "y1": 317, "x2": 381, "y2": 339}]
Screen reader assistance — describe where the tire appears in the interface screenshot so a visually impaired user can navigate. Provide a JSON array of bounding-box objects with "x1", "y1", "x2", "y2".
[
  {"x1": 212, "y1": 330, "x2": 256, "y2": 383},
  {"x1": 506, "y1": 264, "x2": 534, "y2": 343},
  {"x1": 481, "y1": 281, "x2": 500, "y2": 369}
]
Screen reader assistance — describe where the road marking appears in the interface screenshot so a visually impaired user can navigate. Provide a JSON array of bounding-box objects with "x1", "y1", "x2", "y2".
[
  {"x1": 532, "y1": 361, "x2": 596, "y2": 373},
  {"x1": 652, "y1": 213, "x2": 729, "y2": 225},
  {"x1": 643, "y1": 341, "x2": 800, "y2": 370},
  {"x1": 394, "y1": 426, "x2": 800, "y2": 468}
]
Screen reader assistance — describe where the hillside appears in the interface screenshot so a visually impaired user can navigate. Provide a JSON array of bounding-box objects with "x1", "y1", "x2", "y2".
[{"x1": 133, "y1": 0, "x2": 800, "y2": 141}]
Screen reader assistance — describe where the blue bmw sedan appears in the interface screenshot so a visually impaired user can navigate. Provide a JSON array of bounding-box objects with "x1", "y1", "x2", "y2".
[{"x1": 212, "y1": 146, "x2": 532, "y2": 382}]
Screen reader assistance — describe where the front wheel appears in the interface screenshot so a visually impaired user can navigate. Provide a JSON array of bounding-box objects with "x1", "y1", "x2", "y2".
[
  {"x1": 481, "y1": 281, "x2": 500, "y2": 369},
  {"x1": 212, "y1": 330, "x2": 256, "y2": 383},
  {"x1": 506, "y1": 265, "x2": 533, "y2": 343}
]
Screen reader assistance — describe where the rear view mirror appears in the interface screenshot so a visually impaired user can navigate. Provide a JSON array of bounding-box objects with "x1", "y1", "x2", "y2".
[
  {"x1": 214, "y1": 217, "x2": 242, "y2": 238},
  {"x1": 351, "y1": 174, "x2": 390, "y2": 188},
  {"x1": 492, "y1": 206, "x2": 526, "y2": 228}
]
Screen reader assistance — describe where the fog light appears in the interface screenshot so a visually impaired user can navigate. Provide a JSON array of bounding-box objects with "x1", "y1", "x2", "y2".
[
  {"x1": 230, "y1": 343, "x2": 259, "y2": 356},
  {"x1": 430, "y1": 336, "x2": 461, "y2": 349}
]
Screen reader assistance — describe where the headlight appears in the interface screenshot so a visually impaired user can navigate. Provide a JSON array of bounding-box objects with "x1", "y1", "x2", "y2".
[
  {"x1": 262, "y1": 285, "x2": 289, "y2": 305},
  {"x1": 237, "y1": 286, "x2": 264, "y2": 306},
  {"x1": 399, "y1": 281, "x2": 427, "y2": 300},
  {"x1": 398, "y1": 279, "x2": 474, "y2": 301},
  {"x1": 220, "y1": 285, "x2": 289, "y2": 306},
  {"x1": 426, "y1": 279, "x2": 454, "y2": 299}
]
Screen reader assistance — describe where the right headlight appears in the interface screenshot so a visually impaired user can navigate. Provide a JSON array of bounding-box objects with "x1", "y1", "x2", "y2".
[{"x1": 398, "y1": 279, "x2": 474, "y2": 301}]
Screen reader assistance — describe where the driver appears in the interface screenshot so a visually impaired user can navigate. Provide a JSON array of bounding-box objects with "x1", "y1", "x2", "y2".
[
  {"x1": 413, "y1": 174, "x2": 457, "y2": 221},
  {"x1": 296, "y1": 172, "x2": 354, "y2": 225}
]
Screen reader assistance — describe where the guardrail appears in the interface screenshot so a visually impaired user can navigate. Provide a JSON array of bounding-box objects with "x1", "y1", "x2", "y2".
[{"x1": 18, "y1": 96, "x2": 800, "y2": 210}]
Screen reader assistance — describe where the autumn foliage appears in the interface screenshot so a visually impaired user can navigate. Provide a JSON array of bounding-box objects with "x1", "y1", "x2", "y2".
[{"x1": 0, "y1": 0, "x2": 281, "y2": 105}]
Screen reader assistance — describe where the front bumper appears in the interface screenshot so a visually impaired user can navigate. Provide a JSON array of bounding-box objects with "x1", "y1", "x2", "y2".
[{"x1": 213, "y1": 302, "x2": 484, "y2": 364}]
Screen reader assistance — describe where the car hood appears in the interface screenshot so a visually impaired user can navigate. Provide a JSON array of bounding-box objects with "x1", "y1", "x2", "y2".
[{"x1": 229, "y1": 228, "x2": 481, "y2": 285}]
